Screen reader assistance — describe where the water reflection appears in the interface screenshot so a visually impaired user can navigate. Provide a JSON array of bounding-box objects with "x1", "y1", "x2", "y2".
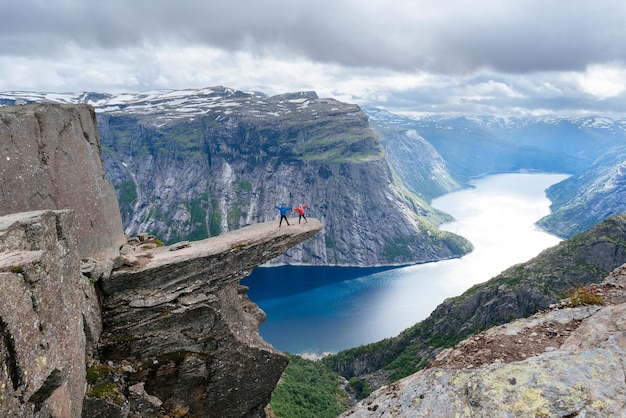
[{"x1": 243, "y1": 172, "x2": 570, "y2": 354}]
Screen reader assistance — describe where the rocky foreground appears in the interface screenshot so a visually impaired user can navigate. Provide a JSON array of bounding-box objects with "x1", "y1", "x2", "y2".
[{"x1": 341, "y1": 265, "x2": 626, "y2": 417}]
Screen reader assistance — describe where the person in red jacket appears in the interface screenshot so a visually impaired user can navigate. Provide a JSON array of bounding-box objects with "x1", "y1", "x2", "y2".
[{"x1": 293, "y1": 204, "x2": 308, "y2": 224}]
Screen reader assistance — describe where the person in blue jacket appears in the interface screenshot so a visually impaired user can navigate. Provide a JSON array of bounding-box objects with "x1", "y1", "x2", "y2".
[{"x1": 275, "y1": 203, "x2": 292, "y2": 226}]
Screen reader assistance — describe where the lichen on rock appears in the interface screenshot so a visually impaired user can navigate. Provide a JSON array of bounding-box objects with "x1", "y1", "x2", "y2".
[{"x1": 341, "y1": 266, "x2": 626, "y2": 417}]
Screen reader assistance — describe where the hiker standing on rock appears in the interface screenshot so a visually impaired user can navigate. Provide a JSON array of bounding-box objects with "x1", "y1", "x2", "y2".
[
  {"x1": 275, "y1": 203, "x2": 292, "y2": 227},
  {"x1": 293, "y1": 204, "x2": 308, "y2": 224}
]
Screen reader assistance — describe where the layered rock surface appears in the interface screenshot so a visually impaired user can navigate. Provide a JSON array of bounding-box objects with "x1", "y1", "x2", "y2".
[
  {"x1": 342, "y1": 265, "x2": 626, "y2": 417},
  {"x1": 93, "y1": 220, "x2": 323, "y2": 417},
  {"x1": 0, "y1": 210, "x2": 101, "y2": 417}
]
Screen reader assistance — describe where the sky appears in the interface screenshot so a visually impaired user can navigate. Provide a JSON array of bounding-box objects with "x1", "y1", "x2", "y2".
[{"x1": 2, "y1": 0, "x2": 626, "y2": 118}]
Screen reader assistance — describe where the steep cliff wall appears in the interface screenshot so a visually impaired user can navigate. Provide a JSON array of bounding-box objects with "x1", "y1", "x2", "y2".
[
  {"x1": 0, "y1": 104, "x2": 126, "y2": 260},
  {"x1": 95, "y1": 88, "x2": 471, "y2": 266},
  {"x1": 0, "y1": 210, "x2": 101, "y2": 417}
]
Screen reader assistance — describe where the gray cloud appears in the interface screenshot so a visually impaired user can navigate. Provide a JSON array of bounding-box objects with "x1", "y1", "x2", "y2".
[
  {"x1": 1, "y1": 0, "x2": 626, "y2": 116},
  {"x1": 3, "y1": 0, "x2": 625, "y2": 73}
]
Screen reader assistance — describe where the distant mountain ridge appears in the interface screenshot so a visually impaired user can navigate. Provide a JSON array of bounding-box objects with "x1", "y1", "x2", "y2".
[
  {"x1": 365, "y1": 106, "x2": 626, "y2": 182},
  {"x1": 364, "y1": 106, "x2": 626, "y2": 238},
  {"x1": 537, "y1": 145, "x2": 626, "y2": 237}
]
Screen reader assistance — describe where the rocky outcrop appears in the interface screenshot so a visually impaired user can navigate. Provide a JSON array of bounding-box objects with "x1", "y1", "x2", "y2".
[
  {"x1": 0, "y1": 210, "x2": 101, "y2": 417},
  {"x1": 0, "y1": 104, "x2": 126, "y2": 261},
  {"x1": 341, "y1": 265, "x2": 626, "y2": 417},
  {"x1": 90, "y1": 220, "x2": 323, "y2": 417},
  {"x1": 0, "y1": 104, "x2": 325, "y2": 417}
]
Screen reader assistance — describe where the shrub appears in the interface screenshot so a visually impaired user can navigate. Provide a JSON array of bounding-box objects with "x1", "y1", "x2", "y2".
[
  {"x1": 10, "y1": 265, "x2": 23, "y2": 274},
  {"x1": 567, "y1": 285, "x2": 605, "y2": 306},
  {"x1": 87, "y1": 383, "x2": 123, "y2": 403},
  {"x1": 346, "y1": 377, "x2": 372, "y2": 400},
  {"x1": 270, "y1": 354, "x2": 349, "y2": 418},
  {"x1": 86, "y1": 363, "x2": 110, "y2": 384}
]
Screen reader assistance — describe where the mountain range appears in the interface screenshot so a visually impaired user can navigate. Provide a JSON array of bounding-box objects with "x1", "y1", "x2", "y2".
[
  {"x1": 1, "y1": 88, "x2": 472, "y2": 266},
  {"x1": 365, "y1": 106, "x2": 626, "y2": 238},
  {"x1": 2, "y1": 87, "x2": 626, "y2": 264}
]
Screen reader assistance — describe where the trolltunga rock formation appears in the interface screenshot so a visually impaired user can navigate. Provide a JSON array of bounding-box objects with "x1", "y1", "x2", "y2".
[{"x1": 95, "y1": 219, "x2": 323, "y2": 417}]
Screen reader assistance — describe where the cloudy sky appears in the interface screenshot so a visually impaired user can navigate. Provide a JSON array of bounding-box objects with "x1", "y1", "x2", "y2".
[{"x1": 2, "y1": 0, "x2": 626, "y2": 117}]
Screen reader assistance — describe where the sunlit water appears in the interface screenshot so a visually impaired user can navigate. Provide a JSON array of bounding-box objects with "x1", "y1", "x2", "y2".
[{"x1": 242, "y1": 172, "x2": 570, "y2": 354}]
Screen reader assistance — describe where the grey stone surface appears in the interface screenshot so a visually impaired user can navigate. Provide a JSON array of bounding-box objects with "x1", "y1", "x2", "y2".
[
  {"x1": 341, "y1": 266, "x2": 626, "y2": 417},
  {"x1": 0, "y1": 210, "x2": 101, "y2": 417},
  {"x1": 0, "y1": 104, "x2": 125, "y2": 260}
]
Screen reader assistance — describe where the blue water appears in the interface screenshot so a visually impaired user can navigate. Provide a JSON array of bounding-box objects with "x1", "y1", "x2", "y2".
[{"x1": 242, "y1": 172, "x2": 570, "y2": 355}]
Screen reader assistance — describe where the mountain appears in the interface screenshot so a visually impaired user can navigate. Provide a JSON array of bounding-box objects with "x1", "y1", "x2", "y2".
[
  {"x1": 3, "y1": 89, "x2": 626, "y2": 262},
  {"x1": 364, "y1": 106, "x2": 626, "y2": 243},
  {"x1": 0, "y1": 88, "x2": 472, "y2": 266},
  {"x1": 364, "y1": 107, "x2": 626, "y2": 185},
  {"x1": 537, "y1": 145, "x2": 626, "y2": 238}
]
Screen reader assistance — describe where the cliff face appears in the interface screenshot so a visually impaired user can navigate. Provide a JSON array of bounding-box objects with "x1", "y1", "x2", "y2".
[
  {"x1": 0, "y1": 104, "x2": 323, "y2": 417},
  {"x1": 0, "y1": 104, "x2": 125, "y2": 260},
  {"x1": 341, "y1": 265, "x2": 626, "y2": 417},
  {"x1": 0, "y1": 88, "x2": 470, "y2": 266},
  {"x1": 0, "y1": 210, "x2": 101, "y2": 417},
  {"x1": 0, "y1": 104, "x2": 119, "y2": 416}
]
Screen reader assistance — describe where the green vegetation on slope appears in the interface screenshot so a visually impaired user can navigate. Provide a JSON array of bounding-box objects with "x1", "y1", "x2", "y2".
[
  {"x1": 270, "y1": 354, "x2": 350, "y2": 418},
  {"x1": 115, "y1": 180, "x2": 137, "y2": 220},
  {"x1": 297, "y1": 127, "x2": 383, "y2": 163}
]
